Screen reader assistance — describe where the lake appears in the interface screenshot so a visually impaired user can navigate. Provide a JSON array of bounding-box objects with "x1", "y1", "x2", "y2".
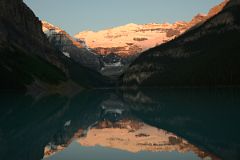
[{"x1": 0, "y1": 88, "x2": 240, "y2": 160}]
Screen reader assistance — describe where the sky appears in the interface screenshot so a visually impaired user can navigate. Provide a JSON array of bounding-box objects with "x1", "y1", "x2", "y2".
[{"x1": 24, "y1": 0, "x2": 223, "y2": 36}]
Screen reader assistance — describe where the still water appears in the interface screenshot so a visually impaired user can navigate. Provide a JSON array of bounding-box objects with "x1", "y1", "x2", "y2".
[{"x1": 0, "y1": 88, "x2": 240, "y2": 160}]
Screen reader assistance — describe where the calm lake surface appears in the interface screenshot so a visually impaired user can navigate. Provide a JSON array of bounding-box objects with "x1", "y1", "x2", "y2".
[{"x1": 0, "y1": 88, "x2": 240, "y2": 160}]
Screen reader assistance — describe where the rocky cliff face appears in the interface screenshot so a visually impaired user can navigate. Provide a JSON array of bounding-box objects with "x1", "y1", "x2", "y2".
[
  {"x1": 208, "y1": 0, "x2": 230, "y2": 17},
  {"x1": 40, "y1": 0, "x2": 228, "y2": 79},
  {"x1": 0, "y1": 0, "x2": 114, "y2": 90},
  {"x1": 0, "y1": 0, "x2": 70, "y2": 90},
  {"x1": 42, "y1": 21, "x2": 101, "y2": 71},
  {"x1": 74, "y1": 0, "x2": 229, "y2": 58},
  {"x1": 42, "y1": 21, "x2": 135, "y2": 78},
  {"x1": 122, "y1": 0, "x2": 240, "y2": 87},
  {"x1": 0, "y1": 0, "x2": 60, "y2": 61},
  {"x1": 0, "y1": 0, "x2": 45, "y2": 43},
  {"x1": 74, "y1": 22, "x2": 187, "y2": 57}
]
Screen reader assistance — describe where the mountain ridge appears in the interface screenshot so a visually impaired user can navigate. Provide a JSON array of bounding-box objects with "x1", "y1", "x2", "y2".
[
  {"x1": 0, "y1": 0, "x2": 69, "y2": 90},
  {"x1": 122, "y1": 0, "x2": 240, "y2": 87},
  {"x1": 0, "y1": 0, "x2": 115, "y2": 91},
  {"x1": 74, "y1": 0, "x2": 229, "y2": 57},
  {"x1": 42, "y1": 21, "x2": 137, "y2": 78}
]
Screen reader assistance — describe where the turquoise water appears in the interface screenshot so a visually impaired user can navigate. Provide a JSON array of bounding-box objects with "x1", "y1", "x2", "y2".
[{"x1": 0, "y1": 88, "x2": 240, "y2": 160}]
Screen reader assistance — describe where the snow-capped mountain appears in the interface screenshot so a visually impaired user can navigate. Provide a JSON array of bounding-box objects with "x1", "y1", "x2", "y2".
[
  {"x1": 42, "y1": 21, "x2": 131, "y2": 78},
  {"x1": 41, "y1": 0, "x2": 228, "y2": 79},
  {"x1": 42, "y1": 21, "x2": 101, "y2": 71},
  {"x1": 74, "y1": 22, "x2": 188, "y2": 57},
  {"x1": 122, "y1": 0, "x2": 240, "y2": 87},
  {"x1": 74, "y1": 0, "x2": 228, "y2": 57}
]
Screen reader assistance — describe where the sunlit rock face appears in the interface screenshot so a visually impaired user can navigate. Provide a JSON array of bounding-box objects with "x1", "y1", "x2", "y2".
[
  {"x1": 122, "y1": 0, "x2": 240, "y2": 87},
  {"x1": 42, "y1": 21, "x2": 102, "y2": 71},
  {"x1": 41, "y1": 1, "x2": 228, "y2": 79},
  {"x1": 74, "y1": 0, "x2": 228, "y2": 57},
  {"x1": 42, "y1": 21, "x2": 85, "y2": 49},
  {"x1": 188, "y1": 0, "x2": 229, "y2": 28},
  {"x1": 207, "y1": 0, "x2": 229, "y2": 17},
  {"x1": 42, "y1": 21, "x2": 134, "y2": 78},
  {"x1": 74, "y1": 22, "x2": 187, "y2": 57}
]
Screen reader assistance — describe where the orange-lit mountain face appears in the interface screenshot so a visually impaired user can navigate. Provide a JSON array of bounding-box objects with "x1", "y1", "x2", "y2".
[
  {"x1": 42, "y1": 21, "x2": 86, "y2": 49},
  {"x1": 42, "y1": 21, "x2": 103, "y2": 71},
  {"x1": 122, "y1": 0, "x2": 240, "y2": 87},
  {"x1": 40, "y1": 0, "x2": 229, "y2": 79},
  {"x1": 41, "y1": 21, "x2": 132, "y2": 78},
  {"x1": 74, "y1": 0, "x2": 229, "y2": 57}
]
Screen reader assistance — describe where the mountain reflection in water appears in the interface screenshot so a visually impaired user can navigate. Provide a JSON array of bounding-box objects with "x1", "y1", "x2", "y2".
[
  {"x1": 43, "y1": 119, "x2": 219, "y2": 160},
  {"x1": 0, "y1": 88, "x2": 240, "y2": 160}
]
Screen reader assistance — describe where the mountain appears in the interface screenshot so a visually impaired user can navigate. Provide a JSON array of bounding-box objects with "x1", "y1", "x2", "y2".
[
  {"x1": 122, "y1": 0, "x2": 240, "y2": 87},
  {"x1": 42, "y1": 21, "x2": 118, "y2": 84},
  {"x1": 0, "y1": 0, "x2": 114, "y2": 91},
  {"x1": 0, "y1": 0, "x2": 69, "y2": 91},
  {"x1": 39, "y1": 0, "x2": 227, "y2": 79},
  {"x1": 44, "y1": 119, "x2": 218, "y2": 160},
  {"x1": 0, "y1": 0, "x2": 232, "y2": 89},
  {"x1": 74, "y1": 0, "x2": 228, "y2": 58},
  {"x1": 42, "y1": 21, "x2": 101, "y2": 71},
  {"x1": 75, "y1": 22, "x2": 187, "y2": 57},
  {"x1": 42, "y1": 21, "x2": 133, "y2": 78}
]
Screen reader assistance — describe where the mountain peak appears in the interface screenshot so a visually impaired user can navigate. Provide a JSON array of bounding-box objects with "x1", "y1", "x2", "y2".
[
  {"x1": 122, "y1": 0, "x2": 240, "y2": 87},
  {"x1": 42, "y1": 20, "x2": 85, "y2": 49},
  {"x1": 74, "y1": 0, "x2": 228, "y2": 57},
  {"x1": 207, "y1": 0, "x2": 230, "y2": 17},
  {"x1": 42, "y1": 21, "x2": 63, "y2": 34},
  {"x1": 188, "y1": 0, "x2": 229, "y2": 29},
  {"x1": 125, "y1": 23, "x2": 138, "y2": 26}
]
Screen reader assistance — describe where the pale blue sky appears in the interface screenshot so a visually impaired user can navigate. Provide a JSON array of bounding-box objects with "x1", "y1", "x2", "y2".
[{"x1": 24, "y1": 0, "x2": 223, "y2": 35}]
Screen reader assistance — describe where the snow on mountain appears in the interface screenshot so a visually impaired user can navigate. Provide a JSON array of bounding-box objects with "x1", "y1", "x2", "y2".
[
  {"x1": 42, "y1": 21, "x2": 85, "y2": 50},
  {"x1": 74, "y1": 0, "x2": 229, "y2": 57},
  {"x1": 121, "y1": 0, "x2": 239, "y2": 87},
  {"x1": 74, "y1": 22, "x2": 188, "y2": 57},
  {"x1": 42, "y1": 21, "x2": 102, "y2": 71},
  {"x1": 42, "y1": 21, "x2": 129, "y2": 78},
  {"x1": 41, "y1": 0, "x2": 228, "y2": 79}
]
